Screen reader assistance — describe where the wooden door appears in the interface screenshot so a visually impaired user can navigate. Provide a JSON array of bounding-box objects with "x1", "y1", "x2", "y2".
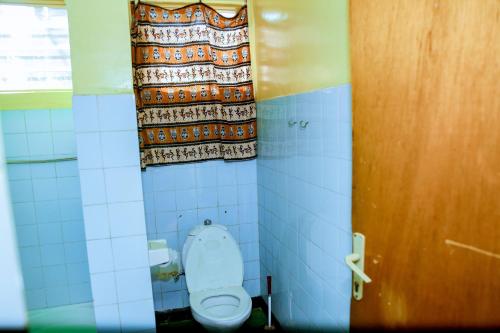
[{"x1": 350, "y1": 0, "x2": 500, "y2": 329}]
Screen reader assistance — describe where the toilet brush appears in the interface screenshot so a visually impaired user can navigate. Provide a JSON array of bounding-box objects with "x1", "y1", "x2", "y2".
[{"x1": 264, "y1": 275, "x2": 275, "y2": 330}]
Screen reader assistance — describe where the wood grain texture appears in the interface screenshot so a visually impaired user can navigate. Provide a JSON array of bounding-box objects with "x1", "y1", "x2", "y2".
[{"x1": 350, "y1": 0, "x2": 500, "y2": 329}]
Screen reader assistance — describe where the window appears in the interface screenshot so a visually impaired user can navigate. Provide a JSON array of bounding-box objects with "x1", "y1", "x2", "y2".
[{"x1": 0, "y1": 4, "x2": 72, "y2": 91}]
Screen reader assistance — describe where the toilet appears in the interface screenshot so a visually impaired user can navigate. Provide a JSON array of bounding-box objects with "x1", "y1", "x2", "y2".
[{"x1": 182, "y1": 224, "x2": 252, "y2": 331}]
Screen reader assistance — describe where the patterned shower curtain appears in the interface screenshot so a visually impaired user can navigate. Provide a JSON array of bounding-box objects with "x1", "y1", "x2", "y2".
[{"x1": 131, "y1": 2, "x2": 257, "y2": 168}]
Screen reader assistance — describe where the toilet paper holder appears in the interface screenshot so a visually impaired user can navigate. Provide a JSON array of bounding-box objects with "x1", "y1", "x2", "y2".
[{"x1": 148, "y1": 239, "x2": 183, "y2": 282}]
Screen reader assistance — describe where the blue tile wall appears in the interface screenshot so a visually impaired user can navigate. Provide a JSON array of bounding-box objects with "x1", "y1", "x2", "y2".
[
  {"x1": 1, "y1": 109, "x2": 92, "y2": 310},
  {"x1": 256, "y1": 85, "x2": 353, "y2": 332},
  {"x1": 141, "y1": 159, "x2": 260, "y2": 311}
]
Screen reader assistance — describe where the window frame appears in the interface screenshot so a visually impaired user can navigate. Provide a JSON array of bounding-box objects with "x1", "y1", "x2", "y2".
[{"x1": 0, "y1": 0, "x2": 71, "y2": 110}]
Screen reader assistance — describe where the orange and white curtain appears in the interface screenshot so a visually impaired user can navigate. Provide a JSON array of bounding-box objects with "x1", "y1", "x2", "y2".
[{"x1": 131, "y1": 2, "x2": 257, "y2": 168}]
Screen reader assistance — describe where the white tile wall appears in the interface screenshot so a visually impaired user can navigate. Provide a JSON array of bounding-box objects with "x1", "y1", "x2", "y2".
[
  {"x1": 118, "y1": 299, "x2": 156, "y2": 332},
  {"x1": 256, "y1": 85, "x2": 353, "y2": 332},
  {"x1": 0, "y1": 116, "x2": 27, "y2": 329},
  {"x1": 73, "y1": 93, "x2": 154, "y2": 332},
  {"x1": 1, "y1": 109, "x2": 92, "y2": 311},
  {"x1": 91, "y1": 272, "x2": 117, "y2": 306},
  {"x1": 94, "y1": 304, "x2": 121, "y2": 332},
  {"x1": 142, "y1": 158, "x2": 260, "y2": 311}
]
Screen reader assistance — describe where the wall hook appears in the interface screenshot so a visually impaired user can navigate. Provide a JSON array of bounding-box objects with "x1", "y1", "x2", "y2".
[
  {"x1": 299, "y1": 120, "x2": 309, "y2": 128},
  {"x1": 288, "y1": 120, "x2": 297, "y2": 127}
]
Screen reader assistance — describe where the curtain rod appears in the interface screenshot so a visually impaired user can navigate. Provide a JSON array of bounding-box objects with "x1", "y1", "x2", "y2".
[
  {"x1": 2, "y1": 0, "x2": 246, "y2": 9},
  {"x1": 131, "y1": 0, "x2": 246, "y2": 7}
]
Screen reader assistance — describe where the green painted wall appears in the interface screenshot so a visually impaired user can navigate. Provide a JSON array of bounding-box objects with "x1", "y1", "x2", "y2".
[
  {"x1": 65, "y1": 0, "x2": 133, "y2": 95},
  {"x1": 0, "y1": 91, "x2": 72, "y2": 110},
  {"x1": 2, "y1": 0, "x2": 349, "y2": 104},
  {"x1": 251, "y1": 0, "x2": 350, "y2": 101}
]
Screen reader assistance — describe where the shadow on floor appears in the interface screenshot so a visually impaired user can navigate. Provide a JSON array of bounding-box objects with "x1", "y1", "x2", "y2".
[{"x1": 155, "y1": 297, "x2": 282, "y2": 332}]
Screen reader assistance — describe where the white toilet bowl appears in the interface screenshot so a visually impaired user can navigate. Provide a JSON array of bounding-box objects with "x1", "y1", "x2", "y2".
[
  {"x1": 182, "y1": 224, "x2": 252, "y2": 331},
  {"x1": 190, "y1": 286, "x2": 252, "y2": 331}
]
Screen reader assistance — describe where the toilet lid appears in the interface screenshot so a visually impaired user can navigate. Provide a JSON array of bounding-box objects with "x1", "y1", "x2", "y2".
[{"x1": 184, "y1": 226, "x2": 243, "y2": 293}]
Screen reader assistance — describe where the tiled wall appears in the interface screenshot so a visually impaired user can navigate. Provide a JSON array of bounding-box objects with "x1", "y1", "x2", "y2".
[
  {"x1": 1, "y1": 109, "x2": 92, "y2": 310},
  {"x1": 73, "y1": 94, "x2": 155, "y2": 332},
  {"x1": 141, "y1": 159, "x2": 260, "y2": 311},
  {"x1": 256, "y1": 85, "x2": 353, "y2": 331},
  {"x1": 0, "y1": 117, "x2": 27, "y2": 329}
]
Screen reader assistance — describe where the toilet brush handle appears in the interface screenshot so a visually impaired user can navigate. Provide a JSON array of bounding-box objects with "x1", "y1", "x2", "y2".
[
  {"x1": 267, "y1": 294, "x2": 272, "y2": 327},
  {"x1": 267, "y1": 276, "x2": 272, "y2": 328}
]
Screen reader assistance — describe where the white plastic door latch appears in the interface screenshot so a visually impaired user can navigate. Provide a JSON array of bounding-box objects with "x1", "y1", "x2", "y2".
[{"x1": 345, "y1": 232, "x2": 372, "y2": 300}]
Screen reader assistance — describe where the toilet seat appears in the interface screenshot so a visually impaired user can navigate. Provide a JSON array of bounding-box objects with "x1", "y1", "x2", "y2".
[{"x1": 190, "y1": 286, "x2": 252, "y2": 326}]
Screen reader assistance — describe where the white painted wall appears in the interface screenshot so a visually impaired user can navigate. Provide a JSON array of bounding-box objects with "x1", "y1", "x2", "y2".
[{"x1": 0, "y1": 116, "x2": 27, "y2": 330}]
